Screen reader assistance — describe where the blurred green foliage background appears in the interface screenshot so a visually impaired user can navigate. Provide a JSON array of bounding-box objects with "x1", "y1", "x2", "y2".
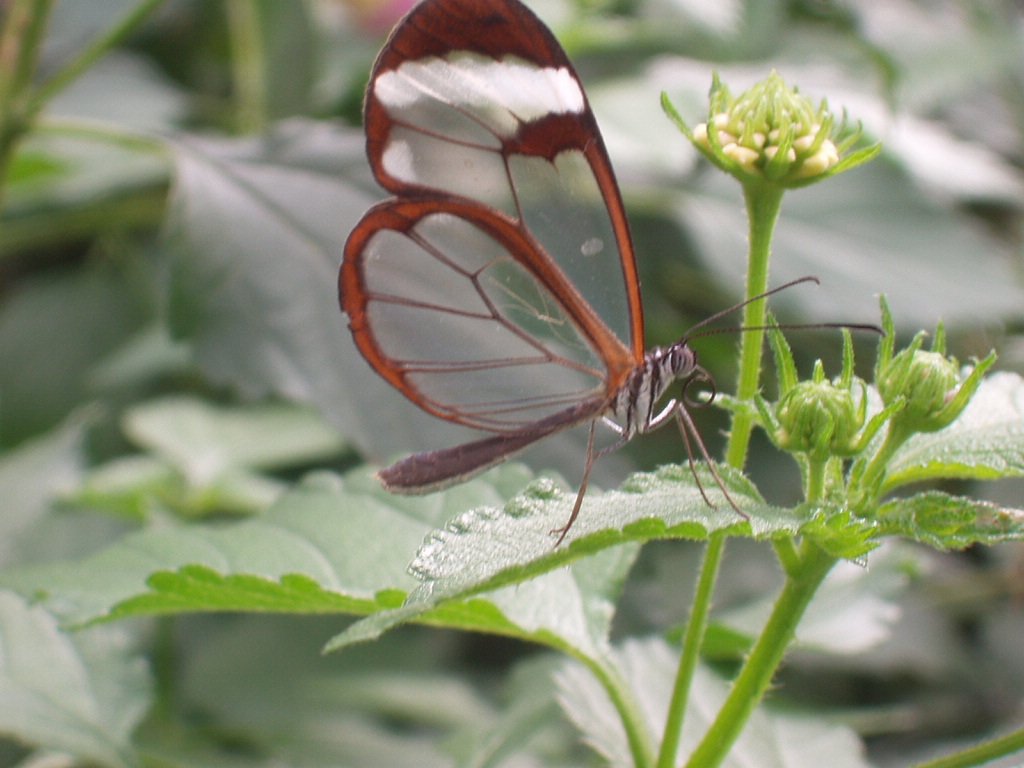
[{"x1": 2, "y1": 1, "x2": 1024, "y2": 766}]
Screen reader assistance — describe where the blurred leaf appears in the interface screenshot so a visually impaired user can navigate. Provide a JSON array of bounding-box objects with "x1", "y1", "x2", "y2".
[
  {"x1": 162, "y1": 121, "x2": 420, "y2": 450},
  {"x1": 715, "y1": 544, "x2": 913, "y2": 656},
  {"x1": 878, "y1": 491, "x2": 1024, "y2": 550},
  {"x1": 123, "y1": 395, "x2": 345, "y2": 474},
  {"x1": 681, "y1": 160, "x2": 1024, "y2": 329},
  {"x1": 0, "y1": 416, "x2": 87, "y2": 568},
  {"x1": 86, "y1": 322, "x2": 194, "y2": 392},
  {"x1": 847, "y1": 0, "x2": 1020, "y2": 112},
  {"x1": 76, "y1": 456, "x2": 285, "y2": 520},
  {"x1": 0, "y1": 261, "x2": 153, "y2": 442},
  {"x1": 45, "y1": 0, "x2": 156, "y2": 58},
  {"x1": 139, "y1": 621, "x2": 471, "y2": 768},
  {"x1": 448, "y1": 656, "x2": 572, "y2": 768},
  {"x1": 555, "y1": 637, "x2": 871, "y2": 768},
  {"x1": 47, "y1": 52, "x2": 187, "y2": 129},
  {"x1": 74, "y1": 454, "x2": 192, "y2": 520},
  {"x1": 0, "y1": 591, "x2": 150, "y2": 768},
  {"x1": 885, "y1": 371, "x2": 1024, "y2": 489},
  {"x1": 0, "y1": 466, "x2": 534, "y2": 626}
]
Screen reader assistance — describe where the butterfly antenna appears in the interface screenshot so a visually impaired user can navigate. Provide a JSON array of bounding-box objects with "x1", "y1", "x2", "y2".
[{"x1": 682, "y1": 275, "x2": 821, "y2": 339}]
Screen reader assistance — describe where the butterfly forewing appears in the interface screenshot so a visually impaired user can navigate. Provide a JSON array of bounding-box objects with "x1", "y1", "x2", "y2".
[{"x1": 360, "y1": 0, "x2": 644, "y2": 354}]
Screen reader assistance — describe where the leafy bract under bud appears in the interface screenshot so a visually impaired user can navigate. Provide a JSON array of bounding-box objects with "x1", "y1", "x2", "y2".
[{"x1": 663, "y1": 70, "x2": 880, "y2": 189}]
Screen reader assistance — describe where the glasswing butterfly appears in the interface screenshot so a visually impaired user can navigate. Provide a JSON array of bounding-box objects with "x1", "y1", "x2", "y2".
[{"x1": 340, "y1": 0, "x2": 743, "y2": 542}]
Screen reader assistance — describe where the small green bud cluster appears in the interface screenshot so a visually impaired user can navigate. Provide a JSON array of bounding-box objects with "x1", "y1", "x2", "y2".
[
  {"x1": 759, "y1": 329, "x2": 888, "y2": 475},
  {"x1": 775, "y1": 363, "x2": 862, "y2": 462},
  {"x1": 754, "y1": 300, "x2": 996, "y2": 512}
]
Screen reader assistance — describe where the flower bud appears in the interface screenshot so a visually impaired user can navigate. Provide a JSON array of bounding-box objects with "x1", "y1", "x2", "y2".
[
  {"x1": 667, "y1": 71, "x2": 880, "y2": 189},
  {"x1": 691, "y1": 72, "x2": 838, "y2": 182},
  {"x1": 774, "y1": 364, "x2": 863, "y2": 461},
  {"x1": 877, "y1": 347, "x2": 961, "y2": 432}
]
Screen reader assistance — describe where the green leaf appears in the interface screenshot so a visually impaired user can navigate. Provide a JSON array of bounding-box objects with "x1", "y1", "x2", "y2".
[
  {"x1": 0, "y1": 466, "x2": 534, "y2": 627},
  {"x1": 447, "y1": 656, "x2": 571, "y2": 768},
  {"x1": 878, "y1": 491, "x2": 1024, "y2": 550},
  {"x1": 123, "y1": 395, "x2": 346, "y2": 471},
  {"x1": 409, "y1": 465, "x2": 782, "y2": 602},
  {"x1": 555, "y1": 637, "x2": 871, "y2": 768},
  {"x1": 0, "y1": 414, "x2": 86, "y2": 567},
  {"x1": 74, "y1": 455, "x2": 275, "y2": 521},
  {"x1": 328, "y1": 464, "x2": 806, "y2": 652},
  {"x1": 148, "y1": 616, "x2": 489, "y2": 768},
  {"x1": 163, "y1": 122, "x2": 418, "y2": 457},
  {"x1": 0, "y1": 591, "x2": 150, "y2": 768},
  {"x1": 74, "y1": 395, "x2": 349, "y2": 519},
  {"x1": 0, "y1": 260, "x2": 152, "y2": 442},
  {"x1": 885, "y1": 371, "x2": 1024, "y2": 489},
  {"x1": 714, "y1": 543, "x2": 915, "y2": 656}
]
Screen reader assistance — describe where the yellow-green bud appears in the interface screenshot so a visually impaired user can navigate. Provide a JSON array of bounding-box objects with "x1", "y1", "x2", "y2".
[
  {"x1": 877, "y1": 349, "x2": 961, "y2": 432},
  {"x1": 689, "y1": 71, "x2": 843, "y2": 185},
  {"x1": 775, "y1": 379, "x2": 861, "y2": 461}
]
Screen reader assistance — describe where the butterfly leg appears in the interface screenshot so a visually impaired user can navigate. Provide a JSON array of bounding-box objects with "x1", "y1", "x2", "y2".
[
  {"x1": 550, "y1": 417, "x2": 634, "y2": 545},
  {"x1": 673, "y1": 403, "x2": 749, "y2": 520},
  {"x1": 550, "y1": 420, "x2": 599, "y2": 545}
]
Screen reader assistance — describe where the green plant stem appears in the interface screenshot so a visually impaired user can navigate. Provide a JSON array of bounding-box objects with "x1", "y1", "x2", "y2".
[
  {"x1": 0, "y1": 0, "x2": 166, "y2": 209},
  {"x1": 909, "y1": 727, "x2": 1024, "y2": 768},
  {"x1": 684, "y1": 540, "x2": 836, "y2": 768},
  {"x1": 586, "y1": 657, "x2": 657, "y2": 768},
  {"x1": 772, "y1": 535, "x2": 801, "y2": 576},
  {"x1": 664, "y1": 183, "x2": 784, "y2": 767},
  {"x1": 805, "y1": 458, "x2": 827, "y2": 504},
  {"x1": 725, "y1": 183, "x2": 786, "y2": 470},
  {"x1": 31, "y1": 0, "x2": 168, "y2": 110},
  {"x1": 0, "y1": 0, "x2": 53, "y2": 110},
  {"x1": 656, "y1": 532, "x2": 727, "y2": 768},
  {"x1": 0, "y1": 0, "x2": 58, "y2": 207},
  {"x1": 851, "y1": 422, "x2": 910, "y2": 512},
  {"x1": 225, "y1": 0, "x2": 268, "y2": 134}
]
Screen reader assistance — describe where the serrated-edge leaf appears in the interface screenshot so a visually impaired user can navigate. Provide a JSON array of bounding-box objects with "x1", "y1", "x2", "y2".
[
  {"x1": 0, "y1": 472, "x2": 431, "y2": 626},
  {"x1": 886, "y1": 371, "x2": 1024, "y2": 488},
  {"x1": 327, "y1": 543, "x2": 639, "y2": 659},
  {"x1": 878, "y1": 491, "x2": 1024, "y2": 549},
  {"x1": 409, "y1": 464, "x2": 789, "y2": 603},
  {"x1": 327, "y1": 464, "x2": 805, "y2": 653},
  {"x1": 108, "y1": 565, "x2": 376, "y2": 618}
]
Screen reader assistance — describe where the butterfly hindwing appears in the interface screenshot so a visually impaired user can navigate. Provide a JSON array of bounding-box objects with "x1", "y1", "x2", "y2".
[{"x1": 343, "y1": 197, "x2": 617, "y2": 431}]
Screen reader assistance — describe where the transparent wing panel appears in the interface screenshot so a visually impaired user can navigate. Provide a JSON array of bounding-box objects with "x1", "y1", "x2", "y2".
[
  {"x1": 356, "y1": 209, "x2": 611, "y2": 430},
  {"x1": 509, "y1": 150, "x2": 634, "y2": 347},
  {"x1": 371, "y1": 53, "x2": 637, "y2": 351},
  {"x1": 373, "y1": 53, "x2": 585, "y2": 220}
]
